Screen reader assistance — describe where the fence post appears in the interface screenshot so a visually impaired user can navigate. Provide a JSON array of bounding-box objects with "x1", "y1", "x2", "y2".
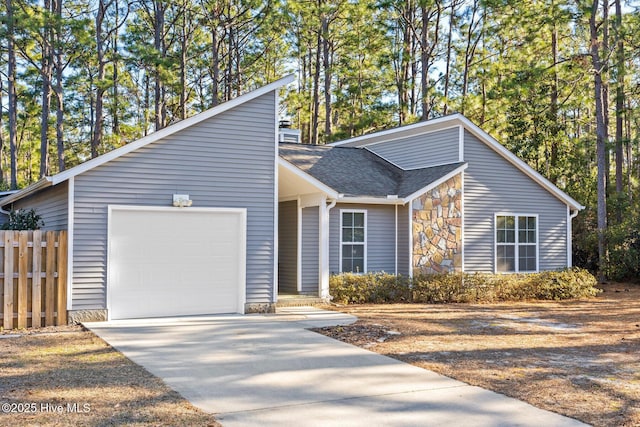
[
  {"x1": 56, "y1": 231, "x2": 68, "y2": 325},
  {"x1": 3, "y1": 231, "x2": 14, "y2": 330},
  {"x1": 45, "y1": 231, "x2": 56, "y2": 326},
  {"x1": 18, "y1": 231, "x2": 29, "y2": 329},
  {"x1": 32, "y1": 231, "x2": 43, "y2": 327}
]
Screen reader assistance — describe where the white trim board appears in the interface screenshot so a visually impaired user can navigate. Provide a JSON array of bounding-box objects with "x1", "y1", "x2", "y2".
[
  {"x1": 66, "y1": 177, "x2": 75, "y2": 310},
  {"x1": 493, "y1": 212, "x2": 540, "y2": 274},
  {"x1": 338, "y1": 209, "x2": 368, "y2": 274}
]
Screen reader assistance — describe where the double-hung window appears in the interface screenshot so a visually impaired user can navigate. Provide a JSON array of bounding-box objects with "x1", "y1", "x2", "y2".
[
  {"x1": 495, "y1": 214, "x2": 538, "y2": 273},
  {"x1": 341, "y1": 210, "x2": 366, "y2": 273}
]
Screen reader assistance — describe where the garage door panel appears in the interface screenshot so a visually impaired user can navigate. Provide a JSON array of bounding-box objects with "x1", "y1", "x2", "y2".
[{"x1": 108, "y1": 207, "x2": 245, "y2": 320}]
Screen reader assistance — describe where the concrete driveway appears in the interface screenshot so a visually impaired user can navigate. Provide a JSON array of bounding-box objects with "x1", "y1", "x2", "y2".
[{"x1": 85, "y1": 307, "x2": 585, "y2": 427}]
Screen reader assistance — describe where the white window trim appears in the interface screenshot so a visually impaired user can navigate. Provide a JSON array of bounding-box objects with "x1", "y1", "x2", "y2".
[
  {"x1": 339, "y1": 209, "x2": 367, "y2": 274},
  {"x1": 494, "y1": 213, "x2": 539, "y2": 273}
]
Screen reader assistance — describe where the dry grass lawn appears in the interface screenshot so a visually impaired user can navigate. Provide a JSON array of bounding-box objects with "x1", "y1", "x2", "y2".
[
  {"x1": 0, "y1": 326, "x2": 220, "y2": 426},
  {"x1": 1, "y1": 283, "x2": 638, "y2": 426},
  {"x1": 314, "y1": 282, "x2": 640, "y2": 427}
]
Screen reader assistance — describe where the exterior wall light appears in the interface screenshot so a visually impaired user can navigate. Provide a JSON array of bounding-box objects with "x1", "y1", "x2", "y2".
[{"x1": 172, "y1": 194, "x2": 193, "y2": 207}]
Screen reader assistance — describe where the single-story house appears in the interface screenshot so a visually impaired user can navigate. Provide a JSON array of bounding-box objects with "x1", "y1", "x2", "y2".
[{"x1": 0, "y1": 75, "x2": 584, "y2": 321}]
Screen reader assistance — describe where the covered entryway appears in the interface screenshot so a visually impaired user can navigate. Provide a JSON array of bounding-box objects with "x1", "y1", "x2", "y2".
[{"x1": 107, "y1": 206, "x2": 246, "y2": 320}]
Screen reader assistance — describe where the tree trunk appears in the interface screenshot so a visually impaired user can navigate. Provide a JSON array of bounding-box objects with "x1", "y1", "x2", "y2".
[
  {"x1": 154, "y1": 0, "x2": 166, "y2": 130},
  {"x1": 322, "y1": 15, "x2": 331, "y2": 142},
  {"x1": 310, "y1": 2, "x2": 322, "y2": 145},
  {"x1": 225, "y1": 25, "x2": 234, "y2": 102},
  {"x1": 443, "y1": 0, "x2": 457, "y2": 115},
  {"x1": 614, "y1": 0, "x2": 624, "y2": 200},
  {"x1": 461, "y1": 0, "x2": 480, "y2": 115},
  {"x1": 179, "y1": 0, "x2": 188, "y2": 120},
  {"x1": 0, "y1": 63, "x2": 5, "y2": 185},
  {"x1": 39, "y1": 0, "x2": 53, "y2": 178},
  {"x1": 211, "y1": 25, "x2": 220, "y2": 107},
  {"x1": 420, "y1": 5, "x2": 429, "y2": 121},
  {"x1": 92, "y1": 0, "x2": 107, "y2": 158},
  {"x1": 549, "y1": 10, "x2": 559, "y2": 182},
  {"x1": 52, "y1": 0, "x2": 65, "y2": 172},
  {"x1": 420, "y1": 3, "x2": 441, "y2": 121},
  {"x1": 112, "y1": 0, "x2": 121, "y2": 138},
  {"x1": 398, "y1": 0, "x2": 412, "y2": 124},
  {"x1": 590, "y1": 0, "x2": 608, "y2": 281},
  {"x1": 602, "y1": 0, "x2": 610, "y2": 191},
  {"x1": 54, "y1": 88, "x2": 64, "y2": 172},
  {"x1": 6, "y1": 0, "x2": 18, "y2": 189},
  {"x1": 144, "y1": 73, "x2": 150, "y2": 136}
]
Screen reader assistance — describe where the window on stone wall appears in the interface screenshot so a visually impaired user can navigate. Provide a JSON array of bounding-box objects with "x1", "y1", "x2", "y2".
[
  {"x1": 341, "y1": 210, "x2": 366, "y2": 273},
  {"x1": 496, "y1": 215, "x2": 537, "y2": 273}
]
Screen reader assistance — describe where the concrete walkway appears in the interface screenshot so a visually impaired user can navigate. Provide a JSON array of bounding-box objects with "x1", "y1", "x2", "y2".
[{"x1": 85, "y1": 307, "x2": 585, "y2": 427}]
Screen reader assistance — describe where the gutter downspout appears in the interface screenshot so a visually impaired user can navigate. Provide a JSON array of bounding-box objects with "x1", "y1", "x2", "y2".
[
  {"x1": 394, "y1": 204, "x2": 398, "y2": 275},
  {"x1": 568, "y1": 209, "x2": 579, "y2": 268},
  {"x1": 320, "y1": 198, "x2": 337, "y2": 299}
]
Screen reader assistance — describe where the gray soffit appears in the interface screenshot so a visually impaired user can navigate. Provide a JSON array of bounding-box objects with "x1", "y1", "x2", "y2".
[{"x1": 279, "y1": 143, "x2": 465, "y2": 199}]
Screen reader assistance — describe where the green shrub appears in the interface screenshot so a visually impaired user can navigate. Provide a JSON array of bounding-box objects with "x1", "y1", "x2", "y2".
[
  {"x1": 606, "y1": 218, "x2": 640, "y2": 281},
  {"x1": 329, "y1": 268, "x2": 599, "y2": 304},
  {"x1": 329, "y1": 272, "x2": 411, "y2": 304},
  {"x1": 1, "y1": 209, "x2": 44, "y2": 230}
]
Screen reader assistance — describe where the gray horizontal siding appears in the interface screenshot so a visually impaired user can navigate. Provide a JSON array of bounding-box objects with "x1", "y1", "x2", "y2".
[
  {"x1": 329, "y1": 203, "x2": 397, "y2": 274},
  {"x1": 12, "y1": 182, "x2": 68, "y2": 231},
  {"x1": 463, "y1": 130, "x2": 568, "y2": 272},
  {"x1": 72, "y1": 91, "x2": 277, "y2": 311},
  {"x1": 278, "y1": 201, "x2": 297, "y2": 294},
  {"x1": 366, "y1": 127, "x2": 460, "y2": 169},
  {"x1": 301, "y1": 206, "x2": 319, "y2": 295}
]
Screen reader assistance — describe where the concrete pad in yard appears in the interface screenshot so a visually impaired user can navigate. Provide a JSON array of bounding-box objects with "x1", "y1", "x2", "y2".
[{"x1": 85, "y1": 308, "x2": 585, "y2": 427}]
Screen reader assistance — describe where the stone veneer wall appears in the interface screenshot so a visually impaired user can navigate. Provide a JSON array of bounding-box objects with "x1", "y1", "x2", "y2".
[{"x1": 412, "y1": 174, "x2": 462, "y2": 274}]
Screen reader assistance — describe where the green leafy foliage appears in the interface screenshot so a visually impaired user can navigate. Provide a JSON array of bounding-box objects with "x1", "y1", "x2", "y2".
[
  {"x1": 1, "y1": 209, "x2": 44, "y2": 230},
  {"x1": 329, "y1": 269, "x2": 599, "y2": 305},
  {"x1": 573, "y1": 197, "x2": 640, "y2": 282},
  {"x1": 605, "y1": 208, "x2": 640, "y2": 281},
  {"x1": 329, "y1": 272, "x2": 411, "y2": 304}
]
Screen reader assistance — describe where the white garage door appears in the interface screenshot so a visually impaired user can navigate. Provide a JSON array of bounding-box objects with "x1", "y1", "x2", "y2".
[{"x1": 108, "y1": 206, "x2": 246, "y2": 320}]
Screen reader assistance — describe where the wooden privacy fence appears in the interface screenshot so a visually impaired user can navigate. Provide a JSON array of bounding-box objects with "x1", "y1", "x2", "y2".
[{"x1": 0, "y1": 230, "x2": 68, "y2": 330}]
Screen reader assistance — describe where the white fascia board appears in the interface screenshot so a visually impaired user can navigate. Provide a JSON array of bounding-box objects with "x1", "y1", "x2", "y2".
[
  {"x1": 337, "y1": 196, "x2": 405, "y2": 205},
  {"x1": 45, "y1": 74, "x2": 295, "y2": 187},
  {"x1": 329, "y1": 114, "x2": 461, "y2": 147},
  {"x1": 278, "y1": 158, "x2": 340, "y2": 199},
  {"x1": 457, "y1": 115, "x2": 585, "y2": 211},
  {"x1": 0, "y1": 178, "x2": 54, "y2": 207},
  {"x1": 402, "y1": 163, "x2": 468, "y2": 203}
]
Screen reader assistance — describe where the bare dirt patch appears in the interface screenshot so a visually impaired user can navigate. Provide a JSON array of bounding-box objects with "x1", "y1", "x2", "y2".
[
  {"x1": 0, "y1": 325, "x2": 220, "y2": 426},
  {"x1": 314, "y1": 283, "x2": 640, "y2": 427}
]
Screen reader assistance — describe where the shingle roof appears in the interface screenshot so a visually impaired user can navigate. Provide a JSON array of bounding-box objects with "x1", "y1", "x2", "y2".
[{"x1": 279, "y1": 143, "x2": 465, "y2": 199}]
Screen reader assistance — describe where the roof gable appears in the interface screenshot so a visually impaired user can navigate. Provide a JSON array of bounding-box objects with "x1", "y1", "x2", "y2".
[
  {"x1": 329, "y1": 113, "x2": 583, "y2": 210},
  {"x1": 1, "y1": 75, "x2": 294, "y2": 207},
  {"x1": 278, "y1": 142, "x2": 466, "y2": 202}
]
